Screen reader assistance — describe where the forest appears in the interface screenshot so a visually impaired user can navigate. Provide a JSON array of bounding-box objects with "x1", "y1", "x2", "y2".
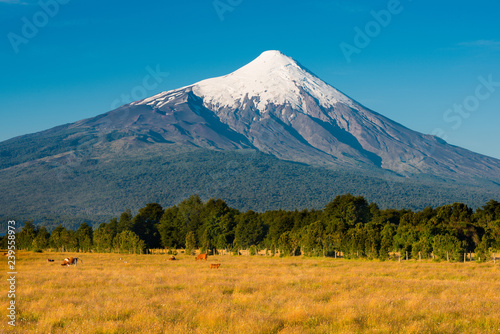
[
  {"x1": 3, "y1": 140, "x2": 499, "y2": 230},
  {"x1": 3, "y1": 194, "x2": 500, "y2": 262}
]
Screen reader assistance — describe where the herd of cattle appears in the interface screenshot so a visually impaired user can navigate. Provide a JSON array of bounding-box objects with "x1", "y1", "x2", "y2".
[{"x1": 47, "y1": 253, "x2": 220, "y2": 268}]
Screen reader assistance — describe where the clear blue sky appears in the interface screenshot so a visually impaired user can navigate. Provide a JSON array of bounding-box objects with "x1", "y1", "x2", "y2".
[{"x1": 1, "y1": 0, "x2": 499, "y2": 158}]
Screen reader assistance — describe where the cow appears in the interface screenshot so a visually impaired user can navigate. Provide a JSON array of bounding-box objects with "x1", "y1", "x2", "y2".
[
  {"x1": 168, "y1": 256, "x2": 176, "y2": 261},
  {"x1": 210, "y1": 263, "x2": 221, "y2": 269},
  {"x1": 61, "y1": 257, "x2": 82, "y2": 266},
  {"x1": 195, "y1": 253, "x2": 208, "y2": 261},
  {"x1": 47, "y1": 259, "x2": 55, "y2": 262}
]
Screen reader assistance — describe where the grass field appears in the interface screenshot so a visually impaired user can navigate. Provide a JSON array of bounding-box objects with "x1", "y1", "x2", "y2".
[{"x1": 1, "y1": 251, "x2": 499, "y2": 334}]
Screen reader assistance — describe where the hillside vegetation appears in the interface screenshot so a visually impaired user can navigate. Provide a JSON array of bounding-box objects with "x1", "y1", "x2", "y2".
[{"x1": 1, "y1": 138, "x2": 499, "y2": 228}]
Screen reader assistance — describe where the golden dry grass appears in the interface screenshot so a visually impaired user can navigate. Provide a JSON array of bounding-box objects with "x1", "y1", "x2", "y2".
[{"x1": 1, "y1": 251, "x2": 500, "y2": 333}]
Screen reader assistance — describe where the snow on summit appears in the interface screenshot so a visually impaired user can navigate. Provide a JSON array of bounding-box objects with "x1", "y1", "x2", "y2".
[
  {"x1": 138, "y1": 50, "x2": 356, "y2": 113},
  {"x1": 191, "y1": 50, "x2": 356, "y2": 113}
]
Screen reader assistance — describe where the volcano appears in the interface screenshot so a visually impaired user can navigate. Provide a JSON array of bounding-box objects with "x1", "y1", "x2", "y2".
[
  {"x1": 1, "y1": 50, "x2": 499, "y2": 227},
  {"x1": 71, "y1": 50, "x2": 500, "y2": 179}
]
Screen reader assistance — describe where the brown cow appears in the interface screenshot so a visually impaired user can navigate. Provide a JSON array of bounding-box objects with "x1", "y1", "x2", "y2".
[
  {"x1": 210, "y1": 263, "x2": 221, "y2": 269},
  {"x1": 168, "y1": 256, "x2": 176, "y2": 261},
  {"x1": 195, "y1": 253, "x2": 208, "y2": 261},
  {"x1": 61, "y1": 257, "x2": 82, "y2": 266}
]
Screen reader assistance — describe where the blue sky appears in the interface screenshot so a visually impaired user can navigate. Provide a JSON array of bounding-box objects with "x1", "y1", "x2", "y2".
[{"x1": 1, "y1": 0, "x2": 499, "y2": 158}]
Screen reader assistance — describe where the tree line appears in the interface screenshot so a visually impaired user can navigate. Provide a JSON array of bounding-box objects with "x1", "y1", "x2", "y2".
[{"x1": 3, "y1": 194, "x2": 500, "y2": 262}]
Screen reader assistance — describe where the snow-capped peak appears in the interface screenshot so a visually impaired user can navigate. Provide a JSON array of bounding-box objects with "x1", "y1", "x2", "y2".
[
  {"x1": 136, "y1": 50, "x2": 355, "y2": 113},
  {"x1": 190, "y1": 50, "x2": 355, "y2": 113}
]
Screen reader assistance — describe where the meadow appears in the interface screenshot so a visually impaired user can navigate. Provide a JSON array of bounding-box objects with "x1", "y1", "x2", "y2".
[{"x1": 1, "y1": 251, "x2": 499, "y2": 334}]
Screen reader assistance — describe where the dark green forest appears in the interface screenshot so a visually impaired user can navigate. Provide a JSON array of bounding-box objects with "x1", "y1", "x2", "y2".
[
  {"x1": 2, "y1": 134, "x2": 500, "y2": 230},
  {"x1": 4, "y1": 194, "x2": 500, "y2": 262}
]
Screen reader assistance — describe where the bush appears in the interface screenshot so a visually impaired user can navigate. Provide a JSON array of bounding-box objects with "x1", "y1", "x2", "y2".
[
  {"x1": 249, "y1": 245, "x2": 258, "y2": 256},
  {"x1": 432, "y1": 234, "x2": 466, "y2": 262}
]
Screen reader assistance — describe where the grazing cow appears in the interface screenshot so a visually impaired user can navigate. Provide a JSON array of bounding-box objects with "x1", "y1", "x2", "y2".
[
  {"x1": 210, "y1": 263, "x2": 221, "y2": 269},
  {"x1": 168, "y1": 256, "x2": 176, "y2": 261},
  {"x1": 195, "y1": 253, "x2": 208, "y2": 261},
  {"x1": 61, "y1": 257, "x2": 82, "y2": 266}
]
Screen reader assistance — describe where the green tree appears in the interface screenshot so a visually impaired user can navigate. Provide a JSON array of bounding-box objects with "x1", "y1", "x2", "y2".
[
  {"x1": 17, "y1": 220, "x2": 37, "y2": 250},
  {"x1": 215, "y1": 213, "x2": 237, "y2": 250},
  {"x1": 344, "y1": 223, "x2": 366, "y2": 258},
  {"x1": 76, "y1": 222, "x2": 93, "y2": 252},
  {"x1": 179, "y1": 194, "x2": 204, "y2": 232},
  {"x1": 393, "y1": 224, "x2": 418, "y2": 259},
  {"x1": 264, "y1": 211, "x2": 294, "y2": 249},
  {"x1": 117, "y1": 209, "x2": 133, "y2": 233},
  {"x1": 113, "y1": 230, "x2": 145, "y2": 254},
  {"x1": 132, "y1": 203, "x2": 163, "y2": 249},
  {"x1": 301, "y1": 221, "x2": 325, "y2": 256},
  {"x1": 165, "y1": 194, "x2": 205, "y2": 247},
  {"x1": 93, "y1": 223, "x2": 115, "y2": 252},
  {"x1": 476, "y1": 199, "x2": 500, "y2": 222},
  {"x1": 324, "y1": 194, "x2": 372, "y2": 230},
  {"x1": 234, "y1": 211, "x2": 266, "y2": 249},
  {"x1": 158, "y1": 206, "x2": 183, "y2": 248},
  {"x1": 379, "y1": 223, "x2": 395, "y2": 260},
  {"x1": 49, "y1": 224, "x2": 66, "y2": 251},
  {"x1": 432, "y1": 234, "x2": 466, "y2": 262},
  {"x1": 198, "y1": 198, "x2": 237, "y2": 253},
  {"x1": 475, "y1": 219, "x2": 500, "y2": 262},
  {"x1": 277, "y1": 231, "x2": 300, "y2": 256},
  {"x1": 60, "y1": 228, "x2": 78, "y2": 251},
  {"x1": 32, "y1": 226, "x2": 50, "y2": 250},
  {"x1": 323, "y1": 194, "x2": 373, "y2": 257},
  {"x1": 185, "y1": 231, "x2": 196, "y2": 255},
  {"x1": 411, "y1": 235, "x2": 432, "y2": 260},
  {"x1": 107, "y1": 218, "x2": 118, "y2": 237},
  {"x1": 363, "y1": 221, "x2": 381, "y2": 259}
]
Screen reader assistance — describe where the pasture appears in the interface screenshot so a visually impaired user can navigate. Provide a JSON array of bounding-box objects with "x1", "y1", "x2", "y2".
[{"x1": 1, "y1": 251, "x2": 499, "y2": 333}]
